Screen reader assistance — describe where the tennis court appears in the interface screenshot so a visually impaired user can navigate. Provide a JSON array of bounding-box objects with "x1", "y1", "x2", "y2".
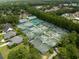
[{"x1": 17, "y1": 16, "x2": 67, "y2": 53}]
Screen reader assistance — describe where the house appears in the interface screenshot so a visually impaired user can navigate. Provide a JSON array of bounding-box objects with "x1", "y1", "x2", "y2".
[
  {"x1": 2, "y1": 23, "x2": 17, "y2": 39},
  {"x1": 4, "y1": 31, "x2": 16, "y2": 39},
  {"x1": 3, "y1": 23, "x2": 13, "y2": 33},
  {"x1": 19, "y1": 13, "x2": 28, "y2": 19},
  {"x1": 7, "y1": 36, "x2": 23, "y2": 46}
]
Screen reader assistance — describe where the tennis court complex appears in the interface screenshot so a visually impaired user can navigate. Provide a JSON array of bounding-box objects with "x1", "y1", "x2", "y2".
[{"x1": 17, "y1": 16, "x2": 67, "y2": 53}]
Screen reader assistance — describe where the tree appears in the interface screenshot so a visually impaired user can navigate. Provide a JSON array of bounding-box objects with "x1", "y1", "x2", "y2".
[
  {"x1": 66, "y1": 44, "x2": 79, "y2": 59},
  {"x1": 8, "y1": 44, "x2": 41, "y2": 59},
  {"x1": 59, "y1": 31, "x2": 78, "y2": 47},
  {"x1": 52, "y1": 7, "x2": 78, "y2": 15},
  {"x1": 8, "y1": 45, "x2": 30, "y2": 59},
  {"x1": 26, "y1": 6, "x2": 79, "y2": 33},
  {"x1": 68, "y1": 31, "x2": 78, "y2": 44},
  {"x1": 59, "y1": 47, "x2": 70, "y2": 59},
  {"x1": 0, "y1": 14, "x2": 19, "y2": 24},
  {"x1": 29, "y1": 47, "x2": 41, "y2": 59},
  {"x1": 49, "y1": 48, "x2": 53, "y2": 54},
  {"x1": 23, "y1": 36, "x2": 29, "y2": 45},
  {"x1": 76, "y1": 34, "x2": 79, "y2": 48},
  {"x1": 59, "y1": 44, "x2": 79, "y2": 59},
  {"x1": 58, "y1": 31, "x2": 79, "y2": 59}
]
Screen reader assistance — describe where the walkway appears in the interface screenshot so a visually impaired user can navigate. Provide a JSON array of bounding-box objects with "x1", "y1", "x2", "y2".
[
  {"x1": 42, "y1": 55, "x2": 48, "y2": 59},
  {"x1": 48, "y1": 48, "x2": 59, "y2": 59},
  {"x1": 0, "y1": 42, "x2": 10, "y2": 48}
]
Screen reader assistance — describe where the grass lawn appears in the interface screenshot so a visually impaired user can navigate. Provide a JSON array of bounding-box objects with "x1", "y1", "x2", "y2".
[
  {"x1": 0, "y1": 43, "x2": 24, "y2": 59},
  {"x1": 0, "y1": 42, "x2": 4, "y2": 45},
  {"x1": 0, "y1": 46, "x2": 9, "y2": 59},
  {"x1": 0, "y1": 33, "x2": 9, "y2": 59},
  {"x1": 0, "y1": 33, "x2": 3, "y2": 40}
]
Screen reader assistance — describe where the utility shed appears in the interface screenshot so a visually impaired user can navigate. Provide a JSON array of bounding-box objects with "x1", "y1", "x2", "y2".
[{"x1": 7, "y1": 36, "x2": 23, "y2": 46}]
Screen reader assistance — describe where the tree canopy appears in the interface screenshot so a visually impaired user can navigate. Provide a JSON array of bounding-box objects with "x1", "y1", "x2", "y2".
[
  {"x1": 26, "y1": 6, "x2": 79, "y2": 33},
  {"x1": 8, "y1": 44, "x2": 41, "y2": 59}
]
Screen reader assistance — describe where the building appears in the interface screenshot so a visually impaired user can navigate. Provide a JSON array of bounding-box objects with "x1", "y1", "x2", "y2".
[
  {"x1": 44, "y1": 6, "x2": 60, "y2": 12},
  {"x1": 4, "y1": 31, "x2": 16, "y2": 39},
  {"x1": 74, "y1": 12, "x2": 79, "y2": 17},
  {"x1": 19, "y1": 19, "x2": 28, "y2": 24},
  {"x1": 7, "y1": 36, "x2": 23, "y2": 46},
  {"x1": 3, "y1": 23, "x2": 13, "y2": 33}
]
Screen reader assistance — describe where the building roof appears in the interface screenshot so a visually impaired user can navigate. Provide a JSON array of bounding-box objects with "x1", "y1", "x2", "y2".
[
  {"x1": 19, "y1": 19, "x2": 28, "y2": 24},
  {"x1": 27, "y1": 16, "x2": 37, "y2": 20},
  {"x1": 4, "y1": 31, "x2": 16, "y2": 39},
  {"x1": 8, "y1": 36, "x2": 23, "y2": 46},
  {"x1": 3, "y1": 23, "x2": 13, "y2": 32},
  {"x1": 17, "y1": 24, "x2": 27, "y2": 30}
]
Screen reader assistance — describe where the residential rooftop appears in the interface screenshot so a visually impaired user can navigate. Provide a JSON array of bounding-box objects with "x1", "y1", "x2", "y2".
[
  {"x1": 4, "y1": 31, "x2": 16, "y2": 39},
  {"x1": 3, "y1": 23, "x2": 13, "y2": 32},
  {"x1": 7, "y1": 36, "x2": 23, "y2": 46}
]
